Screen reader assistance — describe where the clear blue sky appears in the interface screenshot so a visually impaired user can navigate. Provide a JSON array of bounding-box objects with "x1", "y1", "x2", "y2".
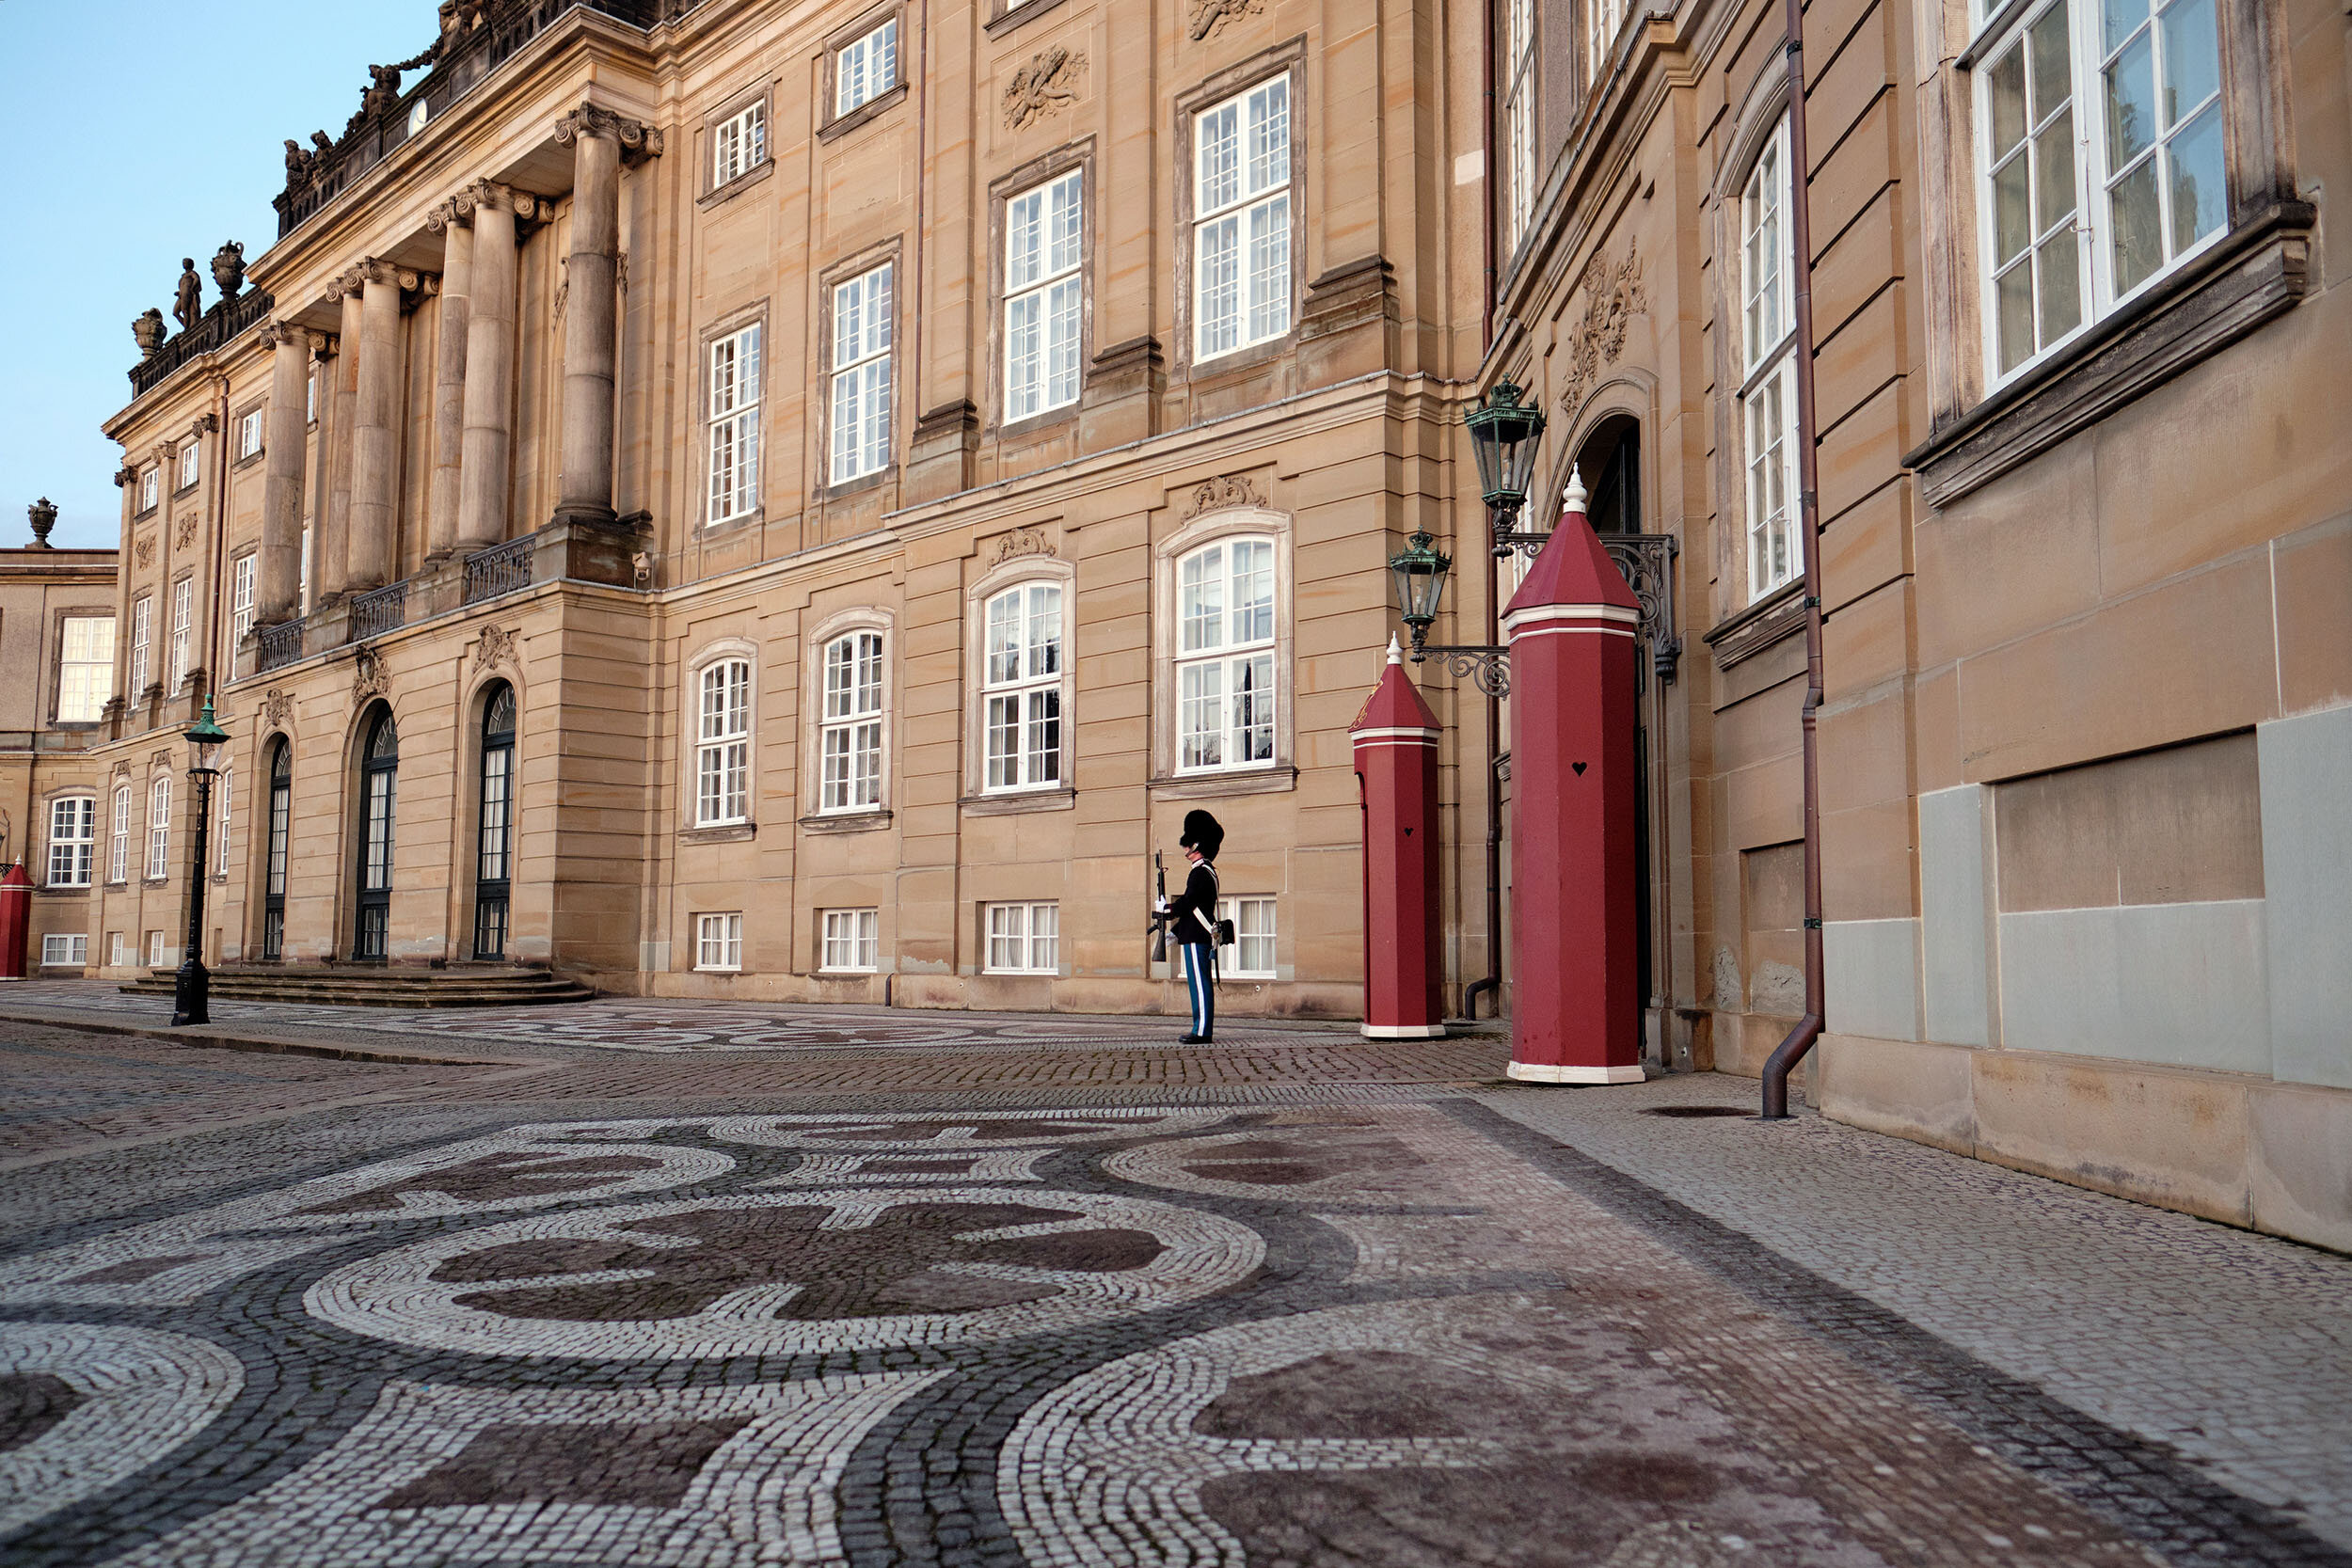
[{"x1": 0, "y1": 2, "x2": 430, "y2": 550}]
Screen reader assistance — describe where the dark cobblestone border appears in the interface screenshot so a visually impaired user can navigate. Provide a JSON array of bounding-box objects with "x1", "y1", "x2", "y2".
[{"x1": 1450, "y1": 1100, "x2": 2352, "y2": 1568}]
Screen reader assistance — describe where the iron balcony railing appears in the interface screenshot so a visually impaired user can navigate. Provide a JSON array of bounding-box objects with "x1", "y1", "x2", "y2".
[
  {"x1": 464, "y1": 537, "x2": 534, "y2": 604},
  {"x1": 351, "y1": 582, "x2": 409, "y2": 641},
  {"x1": 275, "y1": 0, "x2": 705, "y2": 239},
  {"x1": 257, "y1": 619, "x2": 305, "y2": 673}
]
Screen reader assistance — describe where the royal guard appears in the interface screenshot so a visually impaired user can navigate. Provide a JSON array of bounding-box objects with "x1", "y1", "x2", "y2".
[{"x1": 1155, "y1": 810, "x2": 1227, "y2": 1043}]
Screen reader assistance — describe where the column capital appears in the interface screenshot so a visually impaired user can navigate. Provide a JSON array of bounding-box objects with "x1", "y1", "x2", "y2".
[
  {"x1": 424, "y1": 193, "x2": 472, "y2": 232},
  {"x1": 255, "y1": 321, "x2": 315, "y2": 353},
  {"x1": 553, "y1": 103, "x2": 663, "y2": 163},
  {"x1": 463, "y1": 179, "x2": 541, "y2": 221},
  {"x1": 189, "y1": 412, "x2": 220, "y2": 438}
]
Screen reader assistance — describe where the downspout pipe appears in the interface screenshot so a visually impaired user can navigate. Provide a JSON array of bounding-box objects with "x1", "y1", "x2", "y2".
[
  {"x1": 1464, "y1": 0, "x2": 1504, "y2": 1020},
  {"x1": 1760, "y1": 0, "x2": 1827, "y2": 1119}
]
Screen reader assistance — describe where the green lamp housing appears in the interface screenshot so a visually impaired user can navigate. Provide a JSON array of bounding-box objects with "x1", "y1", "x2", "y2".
[
  {"x1": 1465, "y1": 378, "x2": 1547, "y2": 515},
  {"x1": 183, "y1": 695, "x2": 230, "y2": 774},
  {"x1": 1388, "y1": 530, "x2": 1454, "y2": 642}
]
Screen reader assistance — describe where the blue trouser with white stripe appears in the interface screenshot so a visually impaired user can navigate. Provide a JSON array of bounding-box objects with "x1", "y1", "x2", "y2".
[{"x1": 1182, "y1": 942, "x2": 1215, "y2": 1037}]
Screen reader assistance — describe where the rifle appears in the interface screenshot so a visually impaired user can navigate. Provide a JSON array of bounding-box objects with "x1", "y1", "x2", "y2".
[{"x1": 1149, "y1": 851, "x2": 1168, "y2": 963}]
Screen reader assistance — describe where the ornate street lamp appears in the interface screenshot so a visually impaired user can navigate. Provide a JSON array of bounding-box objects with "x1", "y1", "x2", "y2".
[
  {"x1": 1388, "y1": 529, "x2": 1509, "y2": 697},
  {"x1": 1467, "y1": 380, "x2": 1555, "y2": 560},
  {"x1": 172, "y1": 697, "x2": 230, "y2": 1027}
]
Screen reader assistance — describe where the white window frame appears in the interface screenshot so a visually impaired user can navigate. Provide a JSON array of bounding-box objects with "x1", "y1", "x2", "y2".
[
  {"x1": 821, "y1": 908, "x2": 881, "y2": 973},
  {"x1": 237, "y1": 407, "x2": 265, "y2": 460},
  {"x1": 1004, "y1": 170, "x2": 1085, "y2": 421},
  {"x1": 110, "y1": 932, "x2": 128, "y2": 968},
  {"x1": 1192, "y1": 73, "x2": 1294, "y2": 362},
  {"x1": 1173, "y1": 535, "x2": 1279, "y2": 775},
  {"x1": 982, "y1": 582, "x2": 1064, "y2": 792},
  {"x1": 168, "y1": 578, "x2": 193, "y2": 688},
  {"x1": 217, "y1": 767, "x2": 233, "y2": 876},
  {"x1": 835, "y1": 18, "x2": 899, "y2": 117},
  {"x1": 46, "y1": 796, "x2": 95, "y2": 888},
  {"x1": 56, "y1": 615, "x2": 114, "y2": 724},
  {"x1": 984, "y1": 901, "x2": 1059, "y2": 974},
  {"x1": 139, "y1": 467, "x2": 159, "y2": 512},
  {"x1": 231, "y1": 554, "x2": 257, "y2": 647},
  {"x1": 712, "y1": 100, "x2": 767, "y2": 187},
  {"x1": 1228, "y1": 895, "x2": 1278, "y2": 978},
  {"x1": 695, "y1": 658, "x2": 753, "y2": 827},
  {"x1": 146, "y1": 775, "x2": 171, "y2": 880},
  {"x1": 829, "y1": 264, "x2": 894, "y2": 484},
  {"x1": 695, "y1": 911, "x2": 744, "y2": 972},
  {"x1": 1972, "y1": 0, "x2": 2228, "y2": 388},
  {"x1": 707, "y1": 324, "x2": 763, "y2": 525},
  {"x1": 177, "y1": 442, "x2": 199, "y2": 492},
  {"x1": 109, "y1": 782, "x2": 132, "y2": 883},
  {"x1": 1589, "y1": 0, "x2": 1628, "y2": 77},
  {"x1": 1739, "y1": 118, "x2": 1803, "y2": 604},
  {"x1": 818, "y1": 631, "x2": 886, "y2": 814},
  {"x1": 1502, "y1": 0, "x2": 1538, "y2": 251},
  {"x1": 148, "y1": 929, "x2": 167, "y2": 968},
  {"x1": 130, "y1": 595, "x2": 152, "y2": 694},
  {"x1": 41, "y1": 934, "x2": 88, "y2": 968}
]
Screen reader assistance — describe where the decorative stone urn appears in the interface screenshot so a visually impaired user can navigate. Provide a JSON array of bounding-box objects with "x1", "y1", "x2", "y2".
[
  {"x1": 26, "y1": 498, "x2": 57, "y2": 549},
  {"x1": 212, "y1": 242, "x2": 246, "y2": 299},
  {"x1": 132, "y1": 309, "x2": 167, "y2": 358}
]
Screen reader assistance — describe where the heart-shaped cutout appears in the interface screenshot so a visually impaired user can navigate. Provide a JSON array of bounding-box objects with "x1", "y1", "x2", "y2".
[{"x1": 1572, "y1": 761, "x2": 1588, "y2": 776}]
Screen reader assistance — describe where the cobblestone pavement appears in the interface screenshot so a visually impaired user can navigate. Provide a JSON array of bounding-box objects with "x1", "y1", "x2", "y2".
[{"x1": 1, "y1": 999, "x2": 2347, "y2": 1567}]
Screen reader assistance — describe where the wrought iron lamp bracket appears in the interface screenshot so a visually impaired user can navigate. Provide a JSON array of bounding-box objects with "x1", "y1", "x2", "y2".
[{"x1": 1406, "y1": 638, "x2": 1512, "y2": 698}]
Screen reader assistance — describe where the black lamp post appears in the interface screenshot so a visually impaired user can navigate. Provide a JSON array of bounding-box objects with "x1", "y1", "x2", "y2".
[
  {"x1": 1465, "y1": 379, "x2": 1551, "y2": 559},
  {"x1": 172, "y1": 696, "x2": 230, "y2": 1027}
]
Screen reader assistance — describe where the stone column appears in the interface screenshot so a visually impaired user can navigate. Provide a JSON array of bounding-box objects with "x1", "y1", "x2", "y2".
[
  {"x1": 458, "y1": 183, "x2": 521, "y2": 550},
  {"x1": 425, "y1": 204, "x2": 473, "y2": 562},
  {"x1": 346, "y1": 260, "x2": 405, "y2": 594},
  {"x1": 553, "y1": 110, "x2": 622, "y2": 526},
  {"x1": 257, "y1": 325, "x2": 312, "y2": 626},
  {"x1": 317, "y1": 278, "x2": 365, "y2": 605}
]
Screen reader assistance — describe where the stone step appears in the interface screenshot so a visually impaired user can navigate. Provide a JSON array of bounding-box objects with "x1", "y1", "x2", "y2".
[{"x1": 119, "y1": 966, "x2": 596, "y2": 1008}]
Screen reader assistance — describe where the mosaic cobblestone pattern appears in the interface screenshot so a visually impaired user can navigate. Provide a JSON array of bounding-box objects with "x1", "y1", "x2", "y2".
[{"x1": 6, "y1": 1095, "x2": 2348, "y2": 1567}]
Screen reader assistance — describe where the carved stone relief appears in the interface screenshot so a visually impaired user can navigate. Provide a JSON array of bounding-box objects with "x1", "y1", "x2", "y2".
[
  {"x1": 1180, "y1": 475, "x2": 1264, "y2": 518},
  {"x1": 175, "y1": 515, "x2": 198, "y2": 551},
  {"x1": 1558, "y1": 243, "x2": 1648, "y2": 412},
  {"x1": 1187, "y1": 0, "x2": 1264, "y2": 41},
  {"x1": 472, "y1": 625, "x2": 518, "y2": 673},
  {"x1": 262, "y1": 689, "x2": 296, "y2": 730},
  {"x1": 352, "y1": 644, "x2": 389, "y2": 705},
  {"x1": 990, "y1": 528, "x2": 1057, "y2": 569},
  {"x1": 135, "y1": 536, "x2": 156, "y2": 568},
  {"x1": 1003, "y1": 47, "x2": 1084, "y2": 131}
]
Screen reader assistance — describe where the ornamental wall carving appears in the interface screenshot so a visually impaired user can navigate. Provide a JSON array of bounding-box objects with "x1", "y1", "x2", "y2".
[
  {"x1": 135, "y1": 536, "x2": 155, "y2": 567},
  {"x1": 1181, "y1": 474, "x2": 1264, "y2": 518},
  {"x1": 262, "y1": 689, "x2": 296, "y2": 730},
  {"x1": 1004, "y1": 47, "x2": 1084, "y2": 131},
  {"x1": 351, "y1": 644, "x2": 389, "y2": 704},
  {"x1": 1188, "y1": 0, "x2": 1263, "y2": 41},
  {"x1": 989, "y1": 528, "x2": 1057, "y2": 568},
  {"x1": 472, "y1": 624, "x2": 518, "y2": 673},
  {"x1": 1558, "y1": 242, "x2": 1648, "y2": 412}
]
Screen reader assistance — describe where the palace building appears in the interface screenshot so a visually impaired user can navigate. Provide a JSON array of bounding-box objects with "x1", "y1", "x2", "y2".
[{"x1": 47, "y1": 0, "x2": 2352, "y2": 1251}]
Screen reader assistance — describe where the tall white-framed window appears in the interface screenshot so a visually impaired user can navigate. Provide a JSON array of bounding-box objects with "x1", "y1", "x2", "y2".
[
  {"x1": 1975, "y1": 0, "x2": 2224, "y2": 383},
  {"x1": 707, "y1": 324, "x2": 763, "y2": 524},
  {"x1": 41, "y1": 935, "x2": 88, "y2": 968},
  {"x1": 230, "y1": 555, "x2": 257, "y2": 650},
  {"x1": 307, "y1": 372, "x2": 318, "y2": 424},
  {"x1": 830, "y1": 264, "x2": 893, "y2": 484},
  {"x1": 130, "y1": 595, "x2": 152, "y2": 694},
  {"x1": 1502, "y1": 0, "x2": 1538, "y2": 251},
  {"x1": 109, "y1": 782, "x2": 132, "y2": 882},
  {"x1": 139, "y1": 467, "x2": 159, "y2": 512},
  {"x1": 46, "y1": 796, "x2": 95, "y2": 888},
  {"x1": 300, "y1": 526, "x2": 312, "y2": 608},
  {"x1": 1228, "y1": 895, "x2": 1278, "y2": 978},
  {"x1": 109, "y1": 931, "x2": 127, "y2": 968},
  {"x1": 712, "y1": 101, "x2": 767, "y2": 187},
  {"x1": 237, "y1": 408, "x2": 264, "y2": 460},
  {"x1": 56, "y1": 615, "x2": 114, "y2": 723},
  {"x1": 217, "y1": 767, "x2": 233, "y2": 876},
  {"x1": 1589, "y1": 0, "x2": 1629, "y2": 76},
  {"x1": 985, "y1": 901, "x2": 1058, "y2": 974},
  {"x1": 836, "y1": 18, "x2": 898, "y2": 116},
  {"x1": 1740, "y1": 118, "x2": 1802, "y2": 603},
  {"x1": 177, "y1": 442, "x2": 199, "y2": 492},
  {"x1": 819, "y1": 631, "x2": 885, "y2": 813},
  {"x1": 1005, "y1": 170, "x2": 1084, "y2": 420},
  {"x1": 146, "y1": 776, "x2": 172, "y2": 880},
  {"x1": 1174, "y1": 536, "x2": 1277, "y2": 773},
  {"x1": 821, "y1": 908, "x2": 881, "y2": 973},
  {"x1": 982, "y1": 583, "x2": 1062, "y2": 791},
  {"x1": 148, "y1": 930, "x2": 166, "y2": 968},
  {"x1": 1193, "y1": 74, "x2": 1293, "y2": 361},
  {"x1": 695, "y1": 658, "x2": 752, "y2": 826},
  {"x1": 695, "y1": 911, "x2": 743, "y2": 972},
  {"x1": 168, "y1": 578, "x2": 193, "y2": 688}
]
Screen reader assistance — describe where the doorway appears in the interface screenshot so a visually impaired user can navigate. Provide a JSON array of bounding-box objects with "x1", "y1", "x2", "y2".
[
  {"x1": 354, "y1": 705, "x2": 397, "y2": 961},
  {"x1": 473, "y1": 682, "x2": 515, "y2": 960}
]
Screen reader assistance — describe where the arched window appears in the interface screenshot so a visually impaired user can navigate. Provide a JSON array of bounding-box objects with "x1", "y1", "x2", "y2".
[
  {"x1": 1740, "y1": 118, "x2": 1801, "y2": 602},
  {"x1": 474, "y1": 683, "x2": 516, "y2": 959},
  {"x1": 1174, "y1": 536, "x2": 1277, "y2": 772},
  {"x1": 695, "y1": 659, "x2": 752, "y2": 826},
  {"x1": 983, "y1": 583, "x2": 1062, "y2": 791},
  {"x1": 819, "y1": 632, "x2": 885, "y2": 812},
  {"x1": 262, "y1": 740, "x2": 291, "y2": 961},
  {"x1": 355, "y1": 707, "x2": 398, "y2": 960},
  {"x1": 109, "y1": 782, "x2": 132, "y2": 883},
  {"x1": 145, "y1": 777, "x2": 171, "y2": 880},
  {"x1": 46, "y1": 796, "x2": 95, "y2": 888}
]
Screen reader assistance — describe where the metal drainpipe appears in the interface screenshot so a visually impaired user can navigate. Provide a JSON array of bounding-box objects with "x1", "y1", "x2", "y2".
[
  {"x1": 1760, "y1": 0, "x2": 1827, "y2": 1119},
  {"x1": 1463, "y1": 0, "x2": 1505, "y2": 1022},
  {"x1": 1481, "y1": 0, "x2": 1498, "y2": 344}
]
